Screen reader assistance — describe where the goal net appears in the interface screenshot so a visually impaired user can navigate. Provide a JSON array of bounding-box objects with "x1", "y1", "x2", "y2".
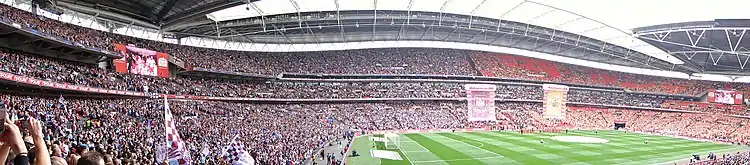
[{"x1": 384, "y1": 133, "x2": 400, "y2": 150}]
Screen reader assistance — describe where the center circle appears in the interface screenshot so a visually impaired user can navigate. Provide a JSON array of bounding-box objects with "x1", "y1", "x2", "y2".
[{"x1": 550, "y1": 136, "x2": 610, "y2": 143}]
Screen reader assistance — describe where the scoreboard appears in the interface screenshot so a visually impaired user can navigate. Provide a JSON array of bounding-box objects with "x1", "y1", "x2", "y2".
[{"x1": 707, "y1": 90, "x2": 744, "y2": 105}]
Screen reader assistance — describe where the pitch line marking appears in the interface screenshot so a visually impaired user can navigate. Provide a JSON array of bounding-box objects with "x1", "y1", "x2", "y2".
[
  {"x1": 435, "y1": 133, "x2": 503, "y2": 158},
  {"x1": 398, "y1": 135, "x2": 434, "y2": 165},
  {"x1": 412, "y1": 156, "x2": 505, "y2": 163}
]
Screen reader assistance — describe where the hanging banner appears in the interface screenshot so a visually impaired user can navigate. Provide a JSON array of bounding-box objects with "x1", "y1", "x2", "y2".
[
  {"x1": 543, "y1": 84, "x2": 569, "y2": 119},
  {"x1": 465, "y1": 84, "x2": 497, "y2": 121}
]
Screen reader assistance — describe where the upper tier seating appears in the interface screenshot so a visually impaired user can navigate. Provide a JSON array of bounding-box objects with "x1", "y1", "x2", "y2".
[{"x1": 1, "y1": 3, "x2": 748, "y2": 97}]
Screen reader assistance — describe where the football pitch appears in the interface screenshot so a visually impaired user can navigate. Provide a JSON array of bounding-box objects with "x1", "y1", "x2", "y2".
[{"x1": 347, "y1": 130, "x2": 747, "y2": 165}]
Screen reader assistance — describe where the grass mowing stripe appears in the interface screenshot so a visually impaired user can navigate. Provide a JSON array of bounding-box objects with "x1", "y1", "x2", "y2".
[
  {"x1": 565, "y1": 131, "x2": 715, "y2": 149},
  {"x1": 470, "y1": 132, "x2": 600, "y2": 163},
  {"x1": 516, "y1": 132, "x2": 628, "y2": 155},
  {"x1": 421, "y1": 134, "x2": 509, "y2": 165},
  {"x1": 404, "y1": 134, "x2": 485, "y2": 165},
  {"x1": 488, "y1": 131, "x2": 732, "y2": 164},
  {"x1": 440, "y1": 132, "x2": 558, "y2": 165},
  {"x1": 568, "y1": 131, "x2": 739, "y2": 163}
]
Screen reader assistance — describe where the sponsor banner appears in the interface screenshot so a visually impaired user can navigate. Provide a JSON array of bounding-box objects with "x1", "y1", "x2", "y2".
[
  {"x1": 371, "y1": 128, "x2": 492, "y2": 134},
  {"x1": 113, "y1": 44, "x2": 129, "y2": 73},
  {"x1": 169, "y1": 56, "x2": 186, "y2": 69},
  {"x1": 0, "y1": 71, "x2": 145, "y2": 96},
  {"x1": 157, "y1": 52, "x2": 169, "y2": 77},
  {"x1": 543, "y1": 84, "x2": 570, "y2": 92}
]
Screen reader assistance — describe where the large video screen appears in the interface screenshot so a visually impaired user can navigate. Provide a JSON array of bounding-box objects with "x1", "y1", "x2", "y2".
[
  {"x1": 113, "y1": 43, "x2": 169, "y2": 78},
  {"x1": 708, "y1": 90, "x2": 744, "y2": 105}
]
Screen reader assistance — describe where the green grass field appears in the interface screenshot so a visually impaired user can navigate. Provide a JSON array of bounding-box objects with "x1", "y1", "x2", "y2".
[{"x1": 347, "y1": 130, "x2": 746, "y2": 165}]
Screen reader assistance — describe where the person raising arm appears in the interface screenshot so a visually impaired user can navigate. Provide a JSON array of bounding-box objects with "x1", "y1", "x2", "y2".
[
  {"x1": 2, "y1": 117, "x2": 29, "y2": 165},
  {"x1": 29, "y1": 118, "x2": 51, "y2": 165}
]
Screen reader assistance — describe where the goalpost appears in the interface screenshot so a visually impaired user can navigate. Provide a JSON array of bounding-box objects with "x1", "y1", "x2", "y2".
[{"x1": 384, "y1": 133, "x2": 401, "y2": 150}]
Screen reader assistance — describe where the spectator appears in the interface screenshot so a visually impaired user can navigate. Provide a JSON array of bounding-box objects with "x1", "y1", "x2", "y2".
[{"x1": 77, "y1": 151, "x2": 104, "y2": 165}]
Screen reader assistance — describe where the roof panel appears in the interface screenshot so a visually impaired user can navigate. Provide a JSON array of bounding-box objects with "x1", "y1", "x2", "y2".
[
  {"x1": 410, "y1": 0, "x2": 448, "y2": 12},
  {"x1": 377, "y1": 0, "x2": 409, "y2": 11},
  {"x1": 608, "y1": 37, "x2": 638, "y2": 48},
  {"x1": 583, "y1": 28, "x2": 621, "y2": 42},
  {"x1": 557, "y1": 19, "x2": 602, "y2": 34},
  {"x1": 442, "y1": 0, "x2": 483, "y2": 15},
  {"x1": 296, "y1": 0, "x2": 336, "y2": 12},
  {"x1": 206, "y1": 5, "x2": 260, "y2": 21},
  {"x1": 502, "y1": 3, "x2": 549, "y2": 24},
  {"x1": 255, "y1": 0, "x2": 297, "y2": 16},
  {"x1": 200, "y1": 0, "x2": 685, "y2": 64},
  {"x1": 339, "y1": 0, "x2": 372, "y2": 11},
  {"x1": 532, "y1": 10, "x2": 580, "y2": 29},
  {"x1": 473, "y1": 0, "x2": 523, "y2": 19}
]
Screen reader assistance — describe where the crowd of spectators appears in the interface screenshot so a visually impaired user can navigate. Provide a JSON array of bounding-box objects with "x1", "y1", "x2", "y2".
[
  {"x1": 6, "y1": 45, "x2": 749, "y2": 119},
  {"x1": 470, "y1": 53, "x2": 750, "y2": 96},
  {"x1": 3, "y1": 91, "x2": 750, "y2": 164},
  {"x1": 0, "y1": 46, "x2": 676, "y2": 107},
  {"x1": 564, "y1": 106, "x2": 747, "y2": 144},
  {"x1": 567, "y1": 90, "x2": 665, "y2": 108},
  {"x1": 688, "y1": 151, "x2": 750, "y2": 165},
  {"x1": 661, "y1": 100, "x2": 749, "y2": 116},
  {"x1": 3, "y1": 3, "x2": 750, "y2": 165},
  {"x1": 3, "y1": 3, "x2": 749, "y2": 98},
  {"x1": 0, "y1": 92, "x2": 552, "y2": 164}
]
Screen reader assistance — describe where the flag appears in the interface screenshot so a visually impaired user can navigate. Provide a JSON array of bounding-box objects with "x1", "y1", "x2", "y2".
[
  {"x1": 200, "y1": 143, "x2": 210, "y2": 156},
  {"x1": 222, "y1": 135, "x2": 255, "y2": 165},
  {"x1": 58, "y1": 94, "x2": 65, "y2": 104},
  {"x1": 164, "y1": 97, "x2": 191, "y2": 165},
  {"x1": 57, "y1": 94, "x2": 67, "y2": 110}
]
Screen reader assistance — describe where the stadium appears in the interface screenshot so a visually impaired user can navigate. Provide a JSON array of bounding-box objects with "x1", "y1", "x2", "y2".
[{"x1": 0, "y1": 0, "x2": 750, "y2": 164}]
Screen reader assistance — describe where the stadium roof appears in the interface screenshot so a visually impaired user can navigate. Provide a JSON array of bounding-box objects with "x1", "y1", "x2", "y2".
[
  {"x1": 53, "y1": 0, "x2": 250, "y2": 28},
  {"x1": 41, "y1": 0, "x2": 750, "y2": 78},
  {"x1": 199, "y1": 0, "x2": 743, "y2": 66},
  {"x1": 634, "y1": 20, "x2": 750, "y2": 75}
]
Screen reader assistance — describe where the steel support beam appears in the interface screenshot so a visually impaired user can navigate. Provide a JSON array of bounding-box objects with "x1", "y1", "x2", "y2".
[
  {"x1": 289, "y1": 0, "x2": 303, "y2": 29},
  {"x1": 406, "y1": 0, "x2": 414, "y2": 24},
  {"x1": 636, "y1": 27, "x2": 750, "y2": 37},
  {"x1": 466, "y1": 30, "x2": 484, "y2": 43},
  {"x1": 248, "y1": 2, "x2": 267, "y2": 32},
  {"x1": 271, "y1": 24, "x2": 293, "y2": 44},
  {"x1": 332, "y1": 0, "x2": 345, "y2": 42},
  {"x1": 670, "y1": 50, "x2": 750, "y2": 54},
  {"x1": 162, "y1": 0, "x2": 244, "y2": 30},
  {"x1": 443, "y1": 27, "x2": 460, "y2": 41},
  {"x1": 373, "y1": 0, "x2": 377, "y2": 41},
  {"x1": 496, "y1": 1, "x2": 524, "y2": 32},
  {"x1": 639, "y1": 36, "x2": 750, "y2": 57},
  {"x1": 304, "y1": 22, "x2": 321, "y2": 43},
  {"x1": 229, "y1": 29, "x2": 256, "y2": 43},
  {"x1": 437, "y1": 0, "x2": 450, "y2": 26},
  {"x1": 725, "y1": 29, "x2": 746, "y2": 52},
  {"x1": 420, "y1": 22, "x2": 435, "y2": 40},
  {"x1": 467, "y1": 0, "x2": 487, "y2": 29},
  {"x1": 156, "y1": 0, "x2": 180, "y2": 22}
]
